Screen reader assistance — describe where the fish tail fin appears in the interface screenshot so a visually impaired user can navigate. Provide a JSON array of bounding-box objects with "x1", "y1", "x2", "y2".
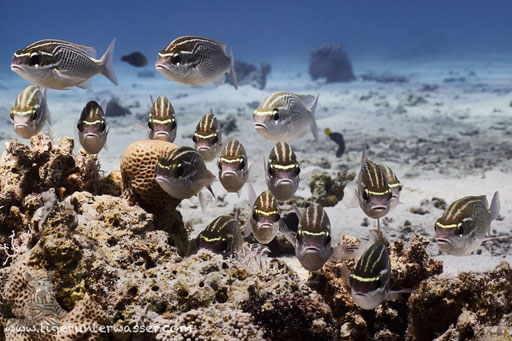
[
  {"x1": 490, "y1": 191, "x2": 500, "y2": 221},
  {"x1": 310, "y1": 94, "x2": 319, "y2": 142},
  {"x1": 99, "y1": 38, "x2": 119, "y2": 86},
  {"x1": 229, "y1": 47, "x2": 238, "y2": 90}
]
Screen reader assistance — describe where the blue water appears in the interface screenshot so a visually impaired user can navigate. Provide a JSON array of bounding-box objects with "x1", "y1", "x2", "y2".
[{"x1": 2, "y1": 0, "x2": 512, "y2": 67}]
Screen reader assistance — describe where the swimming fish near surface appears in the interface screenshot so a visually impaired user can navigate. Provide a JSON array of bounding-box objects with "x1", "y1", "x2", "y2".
[
  {"x1": 377, "y1": 164, "x2": 402, "y2": 211},
  {"x1": 265, "y1": 142, "x2": 301, "y2": 201},
  {"x1": 156, "y1": 36, "x2": 238, "y2": 89},
  {"x1": 155, "y1": 146, "x2": 216, "y2": 212},
  {"x1": 345, "y1": 229, "x2": 411, "y2": 310},
  {"x1": 217, "y1": 138, "x2": 258, "y2": 203},
  {"x1": 193, "y1": 111, "x2": 222, "y2": 162},
  {"x1": 11, "y1": 39, "x2": 118, "y2": 90},
  {"x1": 280, "y1": 203, "x2": 355, "y2": 271},
  {"x1": 356, "y1": 147, "x2": 392, "y2": 224},
  {"x1": 121, "y1": 51, "x2": 147, "y2": 67},
  {"x1": 435, "y1": 192, "x2": 501, "y2": 256},
  {"x1": 245, "y1": 190, "x2": 284, "y2": 244},
  {"x1": 196, "y1": 215, "x2": 243, "y2": 256},
  {"x1": 147, "y1": 95, "x2": 177, "y2": 143},
  {"x1": 10, "y1": 85, "x2": 51, "y2": 139},
  {"x1": 77, "y1": 100, "x2": 109, "y2": 154},
  {"x1": 324, "y1": 128, "x2": 345, "y2": 157},
  {"x1": 253, "y1": 91, "x2": 319, "y2": 142}
]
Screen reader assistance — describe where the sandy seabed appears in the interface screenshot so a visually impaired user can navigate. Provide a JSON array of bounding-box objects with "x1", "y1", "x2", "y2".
[{"x1": 0, "y1": 57, "x2": 511, "y2": 279}]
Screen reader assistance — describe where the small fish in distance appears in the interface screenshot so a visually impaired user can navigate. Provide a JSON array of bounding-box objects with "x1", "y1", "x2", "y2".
[
  {"x1": 147, "y1": 95, "x2": 177, "y2": 143},
  {"x1": 121, "y1": 52, "x2": 147, "y2": 67},
  {"x1": 324, "y1": 128, "x2": 345, "y2": 157},
  {"x1": 343, "y1": 229, "x2": 412, "y2": 310},
  {"x1": 193, "y1": 111, "x2": 222, "y2": 162},
  {"x1": 156, "y1": 36, "x2": 237, "y2": 89},
  {"x1": 77, "y1": 100, "x2": 109, "y2": 154},
  {"x1": 11, "y1": 39, "x2": 118, "y2": 89},
  {"x1": 10, "y1": 85, "x2": 51, "y2": 139},
  {"x1": 155, "y1": 146, "x2": 216, "y2": 212},
  {"x1": 435, "y1": 191, "x2": 501, "y2": 256},
  {"x1": 195, "y1": 215, "x2": 243, "y2": 256},
  {"x1": 253, "y1": 91, "x2": 319, "y2": 142}
]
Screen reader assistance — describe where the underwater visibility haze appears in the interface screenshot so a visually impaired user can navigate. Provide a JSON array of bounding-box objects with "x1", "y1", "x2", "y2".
[{"x1": 0, "y1": 1, "x2": 512, "y2": 340}]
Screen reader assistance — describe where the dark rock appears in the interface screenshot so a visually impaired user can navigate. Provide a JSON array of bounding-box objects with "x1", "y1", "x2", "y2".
[
  {"x1": 121, "y1": 52, "x2": 147, "y2": 67},
  {"x1": 360, "y1": 72, "x2": 409, "y2": 83},
  {"x1": 106, "y1": 97, "x2": 132, "y2": 117},
  {"x1": 309, "y1": 44, "x2": 356, "y2": 83},
  {"x1": 218, "y1": 115, "x2": 238, "y2": 135},
  {"x1": 227, "y1": 61, "x2": 271, "y2": 89}
]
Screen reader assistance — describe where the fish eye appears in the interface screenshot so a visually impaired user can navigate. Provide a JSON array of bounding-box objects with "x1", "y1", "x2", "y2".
[
  {"x1": 147, "y1": 121, "x2": 153, "y2": 129},
  {"x1": 10, "y1": 109, "x2": 14, "y2": 121},
  {"x1": 325, "y1": 234, "x2": 332, "y2": 245},
  {"x1": 456, "y1": 222, "x2": 464, "y2": 236},
  {"x1": 212, "y1": 135, "x2": 218, "y2": 144},
  {"x1": 239, "y1": 160, "x2": 245, "y2": 170},
  {"x1": 76, "y1": 122, "x2": 82, "y2": 131},
  {"x1": 31, "y1": 107, "x2": 39, "y2": 120},
  {"x1": 29, "y1": 53, "x2": 40, "y2": 66},
  {"x1": 252, "y1": 211, "x2": 258, "y2": 220},
  {"x1": 268, "y1": 165, "x2": 275, "y2": 177},
  {"x1": 171, "y1": 53, "x2": 182, "y2": 65},
  {"x1": 272, "y1": 108, "x2": 280, "y2": 121},
  {"x1": 169, "y1": 121, "x2": 177, "y2": 130},
  {"x1": 387, "y1": 191, "x2": 392, "y2": 200},
  {"x1": 192, "y1": 135, "x2": 197, "y2": 143},
  {"x1": 294, "y1": 166, "x2": 301, "y2": 176},
  {"x1": 398, "y1": 185, "x2": 402, "y2": 192},
  {"x1": 175, "y1": 163, "x2": 184, "y2": 177},
  {"x1": 99, "y1": 122, "x2": 106, "y2": 132},
  {"x1": 274, "y1": 213, "x2": 281, "y2": 222},
  {"x1": 221, "y1": 238, "x2": 229, "y2": 251},
  {"x1": 362, "y1": 188, "x2": 370, "y2": 202}
]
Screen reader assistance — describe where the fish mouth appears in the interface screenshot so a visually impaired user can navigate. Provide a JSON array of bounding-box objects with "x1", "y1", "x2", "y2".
[
  {"x1": 14, "y1": 124, "x2": 29, "y2": 128},
  {"x1": 155, "y1": 63, "x2": 170, "y2": 72},
  {"x1": 371, "y1": 205, "x2": 388, "y2": 212},
  {"x1": 257, "y1": 223, "x2": 273, "y2": 230},
  {"x1": 436, "y1": 238, "x2": 451, "y2": 245},
  {"x1": 84, "y1": 133, "x2": 98, "y2": 138},
  {"x1": 253, "y1": 123, "x2": 267, "y2": 130},
  {"x1": 10, "y1": 64, "x2": 23, "y2": 72},
  {"x1": 222, "y1": 171, "x2": 237, "y2": 177},
  {"x1": 197, "y1": 146, "x2": 211, "y2": 152},
  {"x1": 276, "y1": 179, "x2": 293, "y2": 185},
  {"x1": 303, "y1": 246, "x2": 321, "y2": 254},
  {"x1": 155, "y1": 131, "x2": 169, "y2": 137}
]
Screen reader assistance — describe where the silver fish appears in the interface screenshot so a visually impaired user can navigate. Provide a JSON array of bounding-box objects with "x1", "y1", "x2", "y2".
[
  {"x1": 244, "y1": 190, "x2": 283, "y2": 244},
  {"x1": 280, "y1": 203, "x2": 352, "y2": 271},
  {"x1": 265, "y1": 142, "x2": 301, "y2": 201},
  {"x1": 377, "y1": 164, "x2": 402, "y2": 211},
  {"x1": 435, "y1": 192, "x2": 500, "y2": 256},
  {"x1": 11, "y1": 39, "x2": 118, "y2": 90},
  {"x1": 196, "y1": 215, "x2": 243, "y2": 256},
  {"x1": 77, "y1": 100, "x2": 109, "y2": 154},
  {"x1": 156, "y1": 36, "x2": 237, "y2": 89},
  {"x1": 10, "y1": 85, "x2": 51, "y2": 139},
  {"x1": 193, "y1": 111, "x2": 222, "y2": 162},
  {"x1": 347, "y1": 229, "x2": 410, "y2": 310},
  {"x1": 217, "y1": 139, "x2": 257, "y2": 202},
  {"x1": 253, "y1": 91, "x2": 319, "y2": 142},
  {"x1": 148, "y1": 95, "x2": 177, "y2": 143},
  {"x1": 155, "y1": 146, "x2": 216, "y2": 211},
  {"x1": 356, "y1": 147, "x2": 392, "y2": 222}
]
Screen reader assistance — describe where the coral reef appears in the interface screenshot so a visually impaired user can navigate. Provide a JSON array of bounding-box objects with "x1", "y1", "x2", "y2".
[
  {"x1": 308, "y1": 170, "x2": 355, "y2": 207},
  {"x1": 309, "y1": 234, "x2": 443, "y2": 340},
  {"x1": 227, "y1": 61, "x2": 271, "y2": 89},
  {"x1": 309, "y1": 44, "x2": 356, "y2": 83}
]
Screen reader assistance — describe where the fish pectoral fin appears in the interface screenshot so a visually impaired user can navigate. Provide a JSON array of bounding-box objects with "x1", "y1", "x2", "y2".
[
  {"x1": 490, "y1": 191, "x2": 500, "y2": 221},
  {"x1": 244, "y1": 219, "x2": 252, "y2": 238},
  {"x1": 213, "y1": 74, "x2": 226, "y2": 86},
  {"x1": 299, "y1": 166, "x2": 319, "y2": 182},
  {"x1": 248, "y1": 159, "x2": 263, "y2": 183},
  {"x1": 278, "y1": 220, "x2": 297, "y2": 248},
  {"x1": 198, "y1": 191, "x2": 207, "y2": 214},
  {"x1": 77, "y1": 79, "x2": 92, "y2": 89},
  {"x1": 342, "y1": 182, "x2": 360, "y2": 209},
  {"x1": 125, "y1": 113, "x2": 147, "y2": 132},
  {"x1": 339, "y1": 262, "x2": 352, "y2": 287},
  {"x1": 330, "y1": 243, "x2": 361, "y2": 262},
  {"x1": 245, "y1": 182, "x2": 257, "y2": 207}
]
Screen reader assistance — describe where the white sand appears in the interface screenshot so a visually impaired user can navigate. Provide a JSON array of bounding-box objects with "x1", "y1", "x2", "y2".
[{"x1": 1, "y1": 58, "x2": 511, "y2": 279}]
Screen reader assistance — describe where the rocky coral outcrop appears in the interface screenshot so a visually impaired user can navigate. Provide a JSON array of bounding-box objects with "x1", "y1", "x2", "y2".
[
  {"x1": 308, "y1": 170, "x2": 355, "y2": 207},
  {"x1": 228, "y1": 61, "x2": 271, "y2": 89},
  {"x1": 309, "y1": 44, "x2": 356, "y2": 83}
]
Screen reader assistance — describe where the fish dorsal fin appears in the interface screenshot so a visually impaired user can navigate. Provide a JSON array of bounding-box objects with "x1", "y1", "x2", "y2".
[
  {"x1": 295, "y1": 94, "x2": 316, "y2": 107},
  {"x1": 76, "y1": 45, "x2": 96, "y2": 58},
  {"x1": 361, "y1": 145, "x2": 368, "y2": 169},
  {"x1": 217, "y1": 41, "x2": 227, "y2": 53},
  {"x1": 149, "y1": 94, "x2": 155, "y2": 105},
  {"x1": 489, "y1": 191, "x2": 500, "y2": 221}
]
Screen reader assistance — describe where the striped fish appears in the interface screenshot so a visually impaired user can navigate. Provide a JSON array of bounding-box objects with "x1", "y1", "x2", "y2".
[
  {"x1": 10, "y1": 85, "x2": 51, "y2": 139},
  {"x1": 377, "y1": 164, "x2": 402, "y2": 211},
  {"x1": 253, "y1": 91, "x2": 319, "y2": 142},
  {"x1": 435, "y1": 192, "x2": 500, "y2": 256},
  {"x1": 193, "y1": 111, "x2": 222, "y2": 162},
  {"x1": 217, "y1": 138, "x2": 257, "y2": 203},
  {"x1": 356, "y1": 147, "x2": 392, "y2": 221},
  {"x1": 11, "y1": 39, "x2": 118, "y2": 90},
  {"x1": 155, "y1": 146, "x2": 216, "y2": 212},
  {"x1": 25, "y1": 272, "x2": 67, "y2": 323},
  {"x1": 265, "y1": 142, "x2": 301, "y2": 201},
  {"x1": 245, "y1": 190, "x2": 283, "y2": 244},
  {"x1": 156, "y1": 36, "x2": 237, "y2": 89},
  {"x1": 77, "y1": 100, "x2": 109, "y2": 154},
  {"x1": 347, "y1": 229, "x2": 412, "y2": 310},
  {"x1": 196, "y1": 215, "x2": 243, "y2": 256},
  {"x1": 280, "y1": 203, "x2": 354, "y2": 271},
  {"x1": 148, "y1": 95, "x2": 177, "y2": 143}
]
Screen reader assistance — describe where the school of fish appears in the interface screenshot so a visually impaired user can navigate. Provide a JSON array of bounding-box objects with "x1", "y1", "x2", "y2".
[{"x1": 7, "y1": 35, "x2": 505, "y2": 311}]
